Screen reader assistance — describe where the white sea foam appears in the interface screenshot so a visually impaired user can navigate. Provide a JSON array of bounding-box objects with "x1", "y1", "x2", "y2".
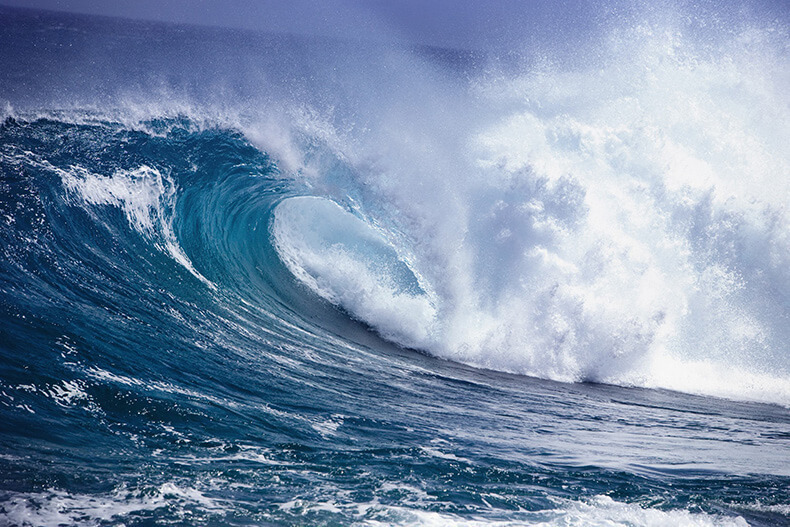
[
  {"x1": 44, "y1": 379, "x2": 90, "y2": 408},
  {"x1": 272, "y1": 196, "x2": 438, "y2": 349},
  {"x1": 542, "y1": 495, "x2": 750, "y2": 527},
  {"x1": 60, "y1": 164, "x2": 214, "y2": 288},
  {"x1": 0, "y1": 487, "x2": 755, "y2": 527},
  {"x1": 0, "y1": 483, "x2": 227, "y2": 527},
  {"x1": 267, "y1": 12, "x2": 790, "y2": 406},
  {"x1": 272, "y1": 494, "x2": 750, "y2": 526}
]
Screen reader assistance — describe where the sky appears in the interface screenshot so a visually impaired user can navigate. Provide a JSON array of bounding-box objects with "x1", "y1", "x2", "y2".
[
  {"x1": 0, "y1": 0, "x2": 600, "y2": 50},
  {"x1": 4, "y1": 0, "x2": 786, "y2": 52}
]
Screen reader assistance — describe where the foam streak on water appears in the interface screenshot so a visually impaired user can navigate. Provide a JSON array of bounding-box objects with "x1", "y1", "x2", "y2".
[{"x1": 1, "y1": 3, "x2": 789, "y2": 526}]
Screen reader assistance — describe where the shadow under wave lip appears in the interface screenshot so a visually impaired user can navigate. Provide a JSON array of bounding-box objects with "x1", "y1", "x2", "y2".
[
  {"x1": 0, "y1": 106, "x2": 786, "y2": 527},
  {"x1": 2, "y1": 3, "x2": 790, "y2": 526}
]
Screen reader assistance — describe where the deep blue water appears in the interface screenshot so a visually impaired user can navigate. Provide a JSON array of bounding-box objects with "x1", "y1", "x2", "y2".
[{"x1": 1, "y1": 5, "x2": 790, "y2": 526}]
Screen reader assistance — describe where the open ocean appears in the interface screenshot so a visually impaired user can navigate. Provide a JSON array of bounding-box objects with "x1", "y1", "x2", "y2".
[{"x1": 1, "y1": 3, "x2": 789, "y2": 525}]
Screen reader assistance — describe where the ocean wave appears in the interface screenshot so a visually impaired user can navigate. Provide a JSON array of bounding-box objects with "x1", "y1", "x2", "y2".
[{"x1": 2, "y1": 5, "x2": 789, "y2": 524}]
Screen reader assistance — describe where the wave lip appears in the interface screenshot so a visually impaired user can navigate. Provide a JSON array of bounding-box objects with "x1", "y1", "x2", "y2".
[
  {"x1": 271, "y1": 196, "x2": 437, "y2": 349},
  {"x1": 60, "y1": 162, "x2": 214, "y2": 288}
]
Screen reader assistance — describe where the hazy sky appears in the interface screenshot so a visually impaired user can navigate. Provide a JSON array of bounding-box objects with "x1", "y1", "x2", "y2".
[
  {"x1": 0, "y1": 0, "x2": 599, "y2": 50},
  {"x1": 5, "y1": 0, "x2": 786, "y2": 52}
]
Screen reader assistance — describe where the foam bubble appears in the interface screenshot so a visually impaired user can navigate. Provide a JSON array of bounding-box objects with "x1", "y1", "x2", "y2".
[
  {"x1": 265, "y1": 10, "x2": 790, "y2": 405},
  {"x1": 271, "y1": 196, "x2": 437, "y2": 349},
  {"x1": 60, "y1": 164, "x2": 214, "y2": 288},
  {"x1": 273, "y1": 494, "x2": 750, "y2": 526},
  {"x1": 0, "y1": 483, "x2": 227, "y2": 527}
]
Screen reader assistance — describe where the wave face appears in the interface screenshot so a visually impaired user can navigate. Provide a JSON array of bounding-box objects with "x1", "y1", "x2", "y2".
[
  {"x1": 252, "y1": 6, "x2": 790, "y2": 404},
  {"x1": 1, "y1": 3, "x2": 790, "y2": 526}
]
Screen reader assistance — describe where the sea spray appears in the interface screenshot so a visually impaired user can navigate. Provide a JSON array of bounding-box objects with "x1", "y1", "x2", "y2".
[
  {"x1": 2, "y1": 4, "x2": 790, "y2": 525},
  {"x1": 266, "y1": 11, "x2": 790, "y2": 403}
]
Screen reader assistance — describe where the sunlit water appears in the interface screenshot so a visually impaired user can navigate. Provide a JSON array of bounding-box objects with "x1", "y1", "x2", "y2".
[{"x1": 1, "y1": 4, "x2": 789, "y2": 526}]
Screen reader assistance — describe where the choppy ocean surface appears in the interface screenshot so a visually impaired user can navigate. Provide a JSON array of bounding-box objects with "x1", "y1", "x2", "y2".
[{"x1": 1, "y1": 3, "x2": 789, "y2": 526}]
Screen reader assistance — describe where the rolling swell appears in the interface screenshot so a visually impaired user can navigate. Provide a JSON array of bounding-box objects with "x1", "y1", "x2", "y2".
[
  {"x1": 1, "y1": 4, "x2": 788, "y2": 407},
  {"x1": 1, "y1": 3, "x2": 790, "y2": 525},
  {"x1": 1, "y1": 114, "x2": 335, "y2": 359},
  {"x1": 2, "y1": 55, "x2": 790, "y2": 409},
  {"x1": 0, "y1": 112, "x2": 417, "y2": 402},
  {"x1": 1, "y1": 111, "x2": 789, "y2": 527},
  {"x1": 0, "y1": 114, "x2": 436, "y2": 523}
]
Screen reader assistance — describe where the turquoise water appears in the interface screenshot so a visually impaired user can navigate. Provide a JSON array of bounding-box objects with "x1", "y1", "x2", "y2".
[{"x1": 1, "y1": 5, "x2": 789, "y2": 526}]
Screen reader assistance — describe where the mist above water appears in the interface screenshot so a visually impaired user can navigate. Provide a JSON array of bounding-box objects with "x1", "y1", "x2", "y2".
[
  {"x1": 3, "y1": 1, "x2": 788, "y2": 405},
  {"x1": 265, "y1": 3, "x2": 790, "y2": 404}
]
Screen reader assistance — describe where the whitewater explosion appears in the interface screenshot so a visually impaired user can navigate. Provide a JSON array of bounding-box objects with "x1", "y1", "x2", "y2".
[{"x1": 1, "y1": 1, "x2": 788, "y2": 526}]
